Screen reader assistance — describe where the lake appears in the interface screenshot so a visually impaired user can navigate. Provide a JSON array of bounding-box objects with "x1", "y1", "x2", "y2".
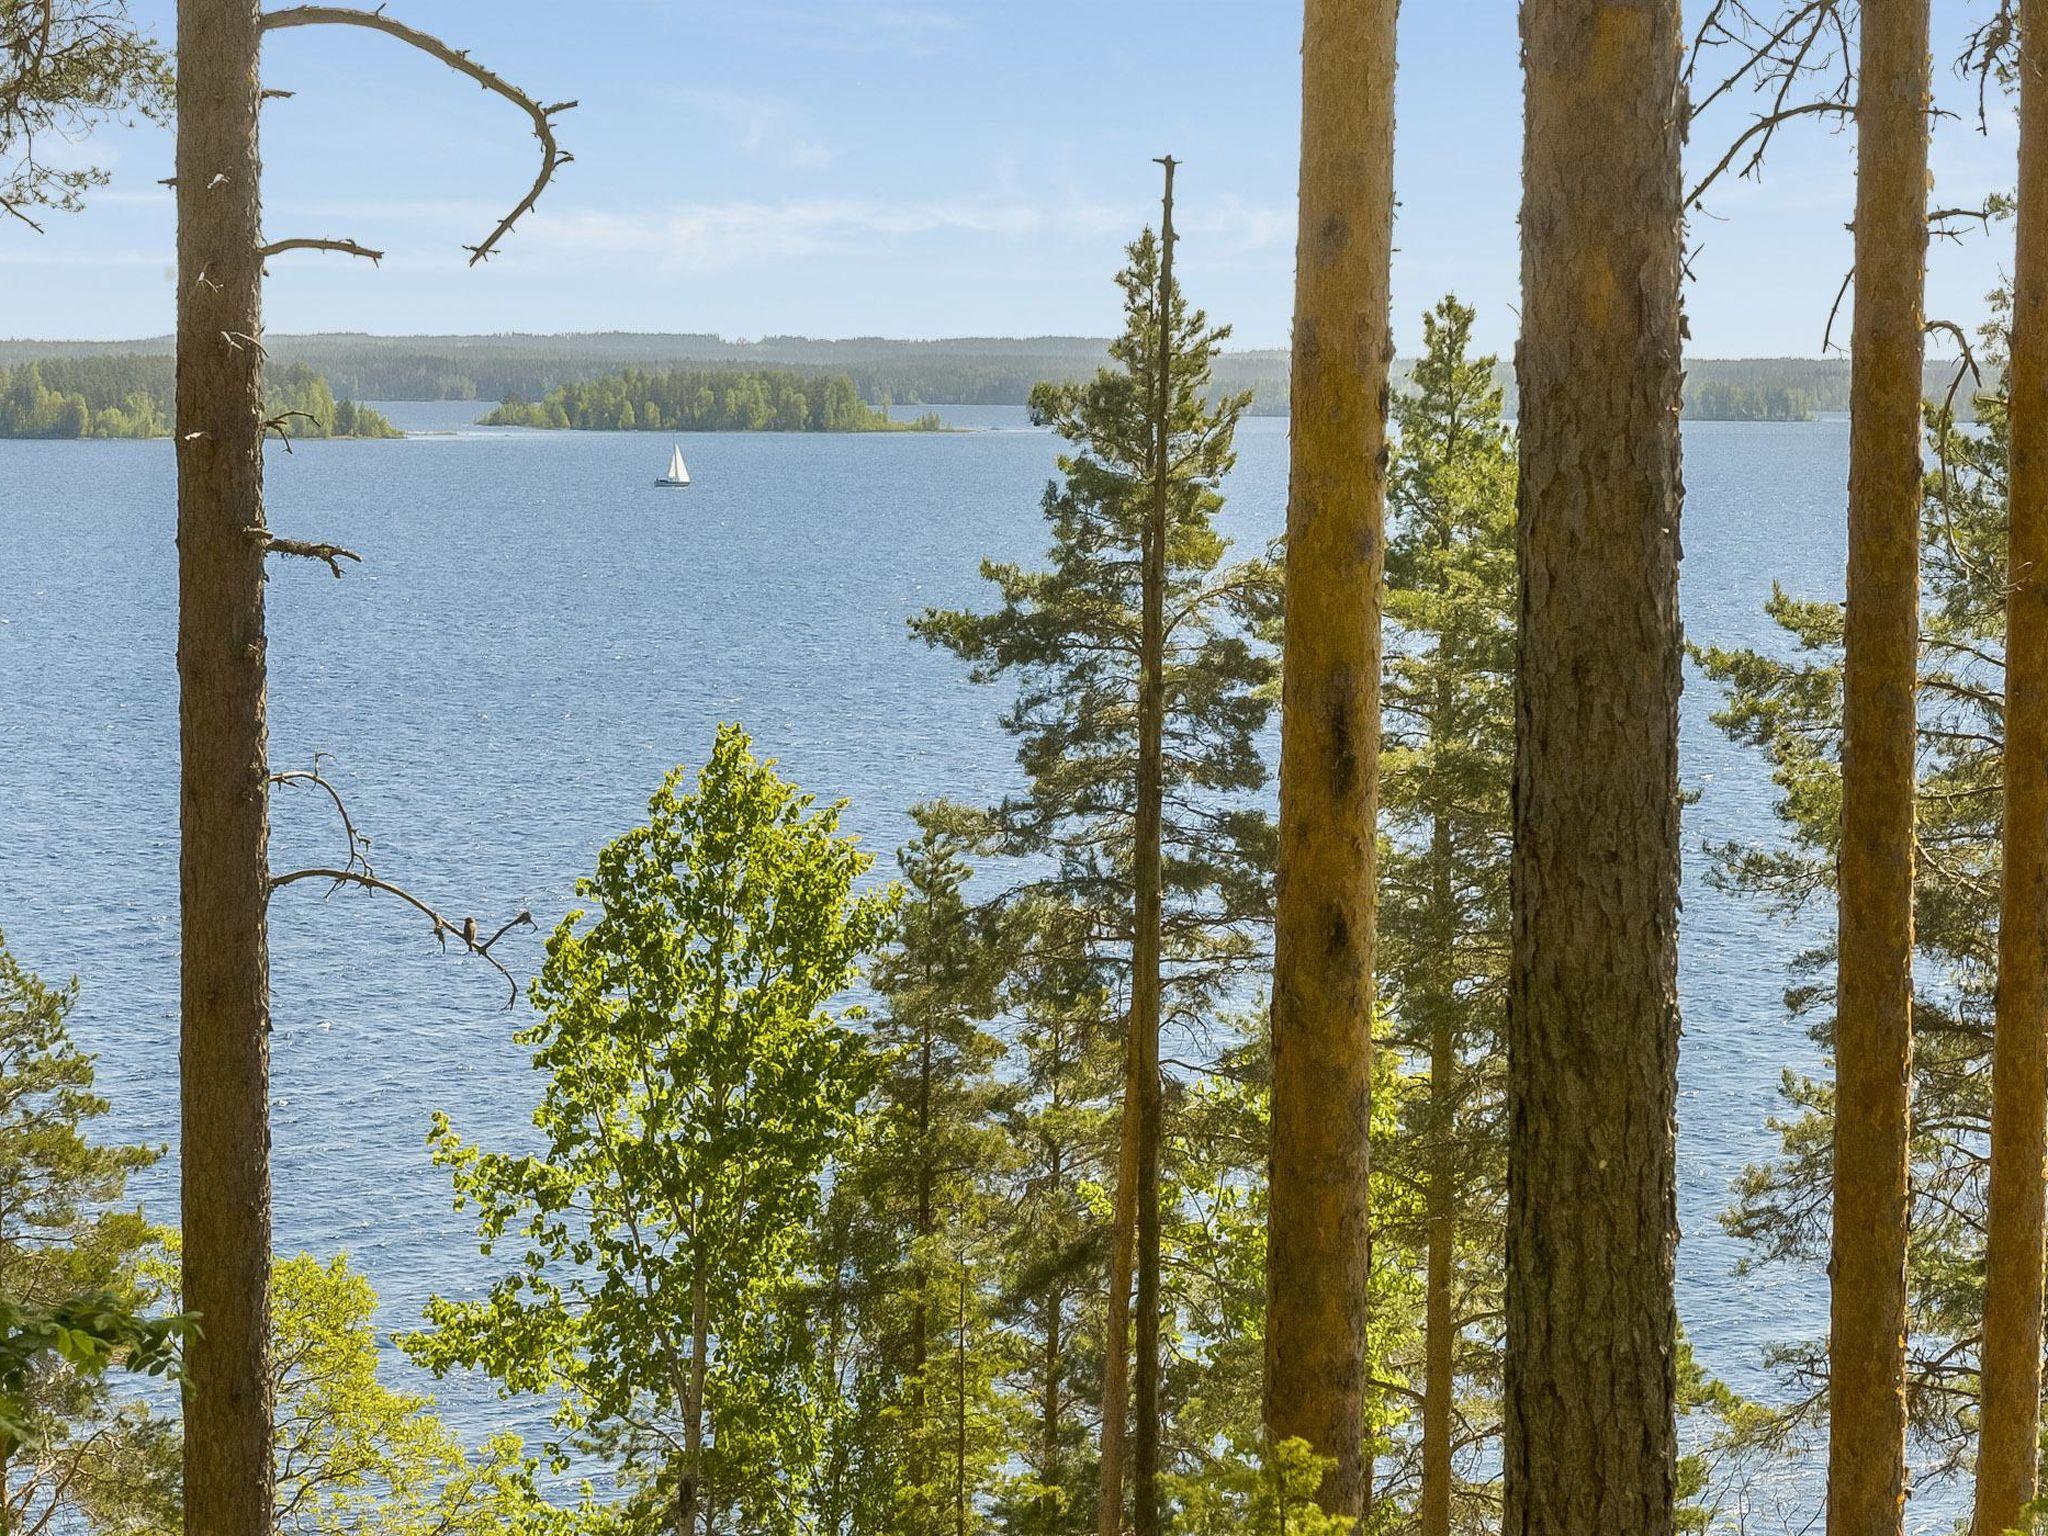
[{"x1": 0, "y1": 404, "x2": 1873, "y2": 1518}]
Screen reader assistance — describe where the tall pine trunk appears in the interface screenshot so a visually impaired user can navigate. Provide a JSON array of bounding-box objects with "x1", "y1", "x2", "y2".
[
  {"x1": 1419, "y1": 820, "x2": 1457, "y2": 1536},
  {"x1": 1972, "y1": 2, "x2": 2048, "y2": 1527},
  {"x1": 1265, "y1": 0, "x2": 1397, "y2": 1518},
  {"x1": 1506, "y1": 4, "x2": 1684, "y2": 1534},
  {"x1": 176, "y1": 3, "x2": 274, "y2": 1534},
  {"x1": 1828, "y1": 4, "x2": 1927, "y2": 1533},
  {"x1": 1095, "y1": 1081, "x2": 1138, "y2": 1536},
  {"x1": 1128, "y1": 155, "x2": 1175, "y2": 1536}
]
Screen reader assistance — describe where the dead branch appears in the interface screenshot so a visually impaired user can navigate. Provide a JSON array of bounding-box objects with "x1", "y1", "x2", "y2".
[
  {"x1": 245, "y1": 526, "x2": 364, "y2": 577},
  {"x1": 269, "y1": 763, "x2": 534, "y2": 1004},
  {"x1": 259, "y1": 235, "x2": 383, "y2": 264},
  {"x1": 260, "y1": 408, "x2": 317, "y2": 451},
  {"x1": 256, "y1": 5, "x2": 574, "y2": 265},
  {"x1": 1687, "y1": 98, "x2": 1849, "y2": 209}
]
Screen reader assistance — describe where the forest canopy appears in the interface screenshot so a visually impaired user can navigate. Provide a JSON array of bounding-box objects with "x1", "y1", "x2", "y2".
[
  {"x1": 480, "y1": 367, "x2": 943, "y2": 432},
  {"x1": 0, "y1": 356, "x2": 399, "y2": 439}
]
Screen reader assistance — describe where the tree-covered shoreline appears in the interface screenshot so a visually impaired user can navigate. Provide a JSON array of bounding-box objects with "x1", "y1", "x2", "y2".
[
  {"x1": 481, "y1": 367, "x2": 945, "y2": 432},
  {"x1": 0, "y1": 357, "x2": 400, "y2": 440}
]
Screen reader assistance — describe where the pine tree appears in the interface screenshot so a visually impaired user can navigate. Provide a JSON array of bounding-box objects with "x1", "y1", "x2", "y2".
[
  {"x1": 1265, "y1": 0, "x2": 1399, "y2": 1514},
  {"x1": 1830, "y1": 4, "x2": 1932, "y2": 1529},
  {"x1": 1508, "y1": 3, "x2": 1686, "y2": 1532},
  {"x1": 1375, "y1": 297, "x2": 1514, "y2": 1536},
  {"x1": 914, "y1": 221, "x2": 1276, "y2": 1536},
  {"x1": 1975, "y1": 7, "x2": 2048, "y2": 1525}
]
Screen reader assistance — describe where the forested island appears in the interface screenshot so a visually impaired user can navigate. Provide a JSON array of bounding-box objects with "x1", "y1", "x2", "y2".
[
  {"x1": 480, "y1": 367, "x2": 944, "y2": 432},
  {"x1": 1681, "y1": 379, "x2": 1816, "y2": 421},
  {"x1": 0, "y1": 357, "x2": 399, "y2": 439}
]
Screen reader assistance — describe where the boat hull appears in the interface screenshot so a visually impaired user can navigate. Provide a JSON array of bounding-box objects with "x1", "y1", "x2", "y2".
[{"x1": 654, "y1": 478, "x2": 690, "y2": 487}]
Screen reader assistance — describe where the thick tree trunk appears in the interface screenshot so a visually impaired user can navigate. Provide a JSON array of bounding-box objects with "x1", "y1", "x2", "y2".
[
  {"x1": 1128, "y1": 155, "x2": 1175, "y2": 1536},
  {"x1": 1265, "y1": 0, "x2": 1397, "y2": 1519},
  {"x1": 1973, "y1": 5, "x2": 2048, "y2": 1530},
  {"x1": 175, "y1": 4, "x2": 274, "y2": 1536},
  {"x1": 1506, "y1": 6, "x2": 1685, "y2": 1536},
  {"x1": 1828, "y1": 4, "x2": 1928, "y2": 1534}
]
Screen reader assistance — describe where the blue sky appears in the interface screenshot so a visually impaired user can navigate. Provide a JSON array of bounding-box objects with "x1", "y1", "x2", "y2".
[{"x1": 0, "y1": 0, "x2": 2022, "y2": 355}]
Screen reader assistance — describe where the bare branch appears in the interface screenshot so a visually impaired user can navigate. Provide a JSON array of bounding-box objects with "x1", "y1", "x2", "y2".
[
  {"x1": 1687, "y1": 98, "x2": 1849, "y2": 209},
  {"x1": 245, "y1": 526, "x2": 364, "y2": 577},
  {"x1": 257, "y1": 5, "x2": 573, "y2": 265},
  {"x1": 269, "y1": 763, "x2": 535, "y2": 1004},
  {"x1": 259, "y1": 235, "x2": 383, "y2": 263}
]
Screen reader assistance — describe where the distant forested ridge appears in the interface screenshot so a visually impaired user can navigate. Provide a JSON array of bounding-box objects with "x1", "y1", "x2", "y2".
[
  {"x1": 480, "y1": 367, "x2": 944, "y2": 432},
  {"x1": 0, "y1": 333, "x2": 1981, "y2": 420},
  {"x1": 0, "y1": 356, "x2": 399, "y2": 439}
]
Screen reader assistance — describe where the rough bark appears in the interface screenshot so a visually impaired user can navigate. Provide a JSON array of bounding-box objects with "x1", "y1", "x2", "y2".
[
  {"x1": 175, "y1": 2, "x2": 274, "y2": 1534},
  {"x1": 1972, "y1": 4, "x2": 2048, "y2": 1529},
  {"x1": 1265, "y1": 0, "x2": 1397, "y2": 1518},
  {"x1": 1505, "y1": 6, "x2": 1685, "y2": 1536},
  {"x1": 1095, "y1": 1076, "x2": 1138, "y2": 1536},
  {"x1": 1827, "y1": 4, "x2": 1927, "y2": 1534},
  {"x1": 1128, "y1": 154, "x2": 1175, "y2": 1536}
]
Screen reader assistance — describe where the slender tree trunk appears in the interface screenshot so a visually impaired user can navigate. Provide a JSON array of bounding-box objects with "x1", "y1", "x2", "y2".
[
  {"x1": 956, "y1": 1262, "x2": 970, "y2": 1536},
  {"x1": 914, "y1": 1026, "x2": 935, "y2": 1499},
  {"x1": 1506, "y1": 5, "x2": 1685, "y2": 1535},
  {"x1": 1420, "y1": 821, "x2": 1457, "y2": 1536},
  {"x1": 1265, "y1": 0, "x2": 1397, "y2": 1519},
  {"x1": 1042, "y1": 1280, "x2": 1063, "y2": 1534},
  {"x1": 1127, "y1": 154, "x2": 1177, "y2": 1536},
  {"x1": 1828, "y1": 4, "x2": 1928, "y2": 1533},
  {"x1": 1095, "y1": 1068, "x2": 1138, "y2": 1536},
  {"x1": 1973, "y1": 6, "x2": 2048, "y2": 1530},
  {"x1": 680, "y1": 1245, "x2": 710, "y2": 1536},
  {"x1": 176, "y1": 4, "x2": 274, "y2": 1535}
]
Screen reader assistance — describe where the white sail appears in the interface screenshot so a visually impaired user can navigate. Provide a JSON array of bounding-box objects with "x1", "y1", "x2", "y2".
[{"x1": 666, "y1": 444, "x2": 690, "y2": 484}]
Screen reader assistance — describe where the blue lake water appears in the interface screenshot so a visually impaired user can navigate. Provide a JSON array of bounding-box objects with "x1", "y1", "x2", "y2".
[{"x1": 0, "y1": 405, "x2": 1874, "y2": 1518}]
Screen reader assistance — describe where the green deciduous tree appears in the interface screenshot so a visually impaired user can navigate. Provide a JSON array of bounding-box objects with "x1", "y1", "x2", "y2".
[
  {"x1": 0, "y1": 934, "x2": 181, "y2": 1536},
  {"x1": 409, "y1": 725, "x2": 894, "y2": 1536}
]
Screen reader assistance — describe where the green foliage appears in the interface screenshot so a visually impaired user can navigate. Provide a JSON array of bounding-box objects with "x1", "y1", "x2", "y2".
[
  {"x1": 0, "y1": 932, "x2": 184, "y2": 1530},
  {"x1": 1681, "y1": 380, "x2": 1814, "y2": 422},
  {"x1": 912, "y1": 225, "x2": 1278, "y2": 1010},
  {"x1": 1163, "y1": 1437, "x2": 1355, "y2": 1536},
  {"x1": 1695, "y1": 305, "x2": 2014, "y2": 1490},
  {"x1": 0, "y1": 357, "x2": 398, "y2": 439},
  {"x1": 480, "y1": 368, "x2": 924, "y2": 432},
  {"x1": 410, "y1": 724, "x2": 895, "y2": 1534},
  {"x1": 0, "y1": 0, "x2": 170, "y2": 225},
  {"x1": 267, "y1": 1252, "x2": 563, "y2": 1536},
  {"x1": 1370, "y1": 296, "x2": 1515, "y2": 1525}
]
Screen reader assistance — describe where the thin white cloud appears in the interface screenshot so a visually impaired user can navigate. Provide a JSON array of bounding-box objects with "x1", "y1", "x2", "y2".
[
  {"x1": 520, "y1": 191, "x2": 1289, "y2": 271},
  {"x1": 682, "y1": 89, "x2": 842, "y2": 170}
]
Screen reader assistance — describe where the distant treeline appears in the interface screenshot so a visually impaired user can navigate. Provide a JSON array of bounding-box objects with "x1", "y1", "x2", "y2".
[
  {"x1": 481, "y1": 367, "x2": 944, "y2": 433},
  {"x1": 1681, "y1": 379, "x2": 1815, "y2": 421},
  {"x1": 0, "y1": 356, "x2": 399, "y2": 439},
  {"x1": 0, "y1": 334, "x2": 1983, "y2": 420}
]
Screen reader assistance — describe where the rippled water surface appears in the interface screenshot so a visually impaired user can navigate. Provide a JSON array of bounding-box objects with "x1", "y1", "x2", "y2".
[{"x1": 0, "y1": 406, "x2": 1873, "y2": 1516}]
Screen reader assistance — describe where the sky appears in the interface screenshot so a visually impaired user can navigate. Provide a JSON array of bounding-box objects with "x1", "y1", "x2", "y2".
[{"x1": 0, "y1": 0, "x2": 2025, "y2": 356}]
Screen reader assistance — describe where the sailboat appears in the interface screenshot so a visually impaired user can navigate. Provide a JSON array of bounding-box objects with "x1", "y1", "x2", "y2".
[{"x1": 655, "y1": 442, "x2": 691, "y2": 487}]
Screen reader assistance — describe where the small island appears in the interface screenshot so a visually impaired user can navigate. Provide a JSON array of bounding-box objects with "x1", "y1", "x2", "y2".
[
  {"x1": 0, "y1": 356, "x2": 400, "y2": 439},
  {"x1": 1681, "y1": 380, "x2": 1815, "y2": 422},
  {"x1": 481, "y1": 366, "x2": 944, "y2": 432}
]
